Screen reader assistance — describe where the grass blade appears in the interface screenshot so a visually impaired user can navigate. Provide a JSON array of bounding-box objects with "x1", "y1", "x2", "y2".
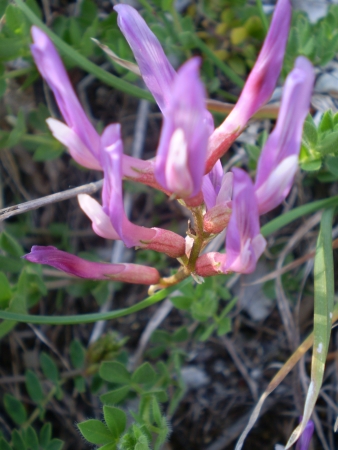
[
  {"x1": 285, "y1": 208, "x2": 334, "y2": 448},
  {"x1": 13, "y1": 0, "x2": 153, "y2": 101}
]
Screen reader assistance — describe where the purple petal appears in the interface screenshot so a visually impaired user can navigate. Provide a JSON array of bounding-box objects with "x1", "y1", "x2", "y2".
[
  {"x1": 202, "y1": 160, "x2": 224, "y2": 209},
  {"x1": 223, "y1": 168, "x2": 266, "y2": 274},
  {"x1": 205, "y1": 0, "x2": 291, "y2": 172},
  {"x1": 155, "y1": 58, "x2": 210, "y2": 198},
  {"x1": 296, "y1": 420, "x2": 314, "y2": 450},
  {"x1": 114, "y1": 4, "x2": 176, "y2": 112},
  {"x1": 230, "y1": 0, "x2": 291, "y2": 123},
  {"x1": 31, "y1": 27, "x2": 101, "y2": 167},
  {"x1": 255, "y1": 56, "x2": 314, "y2": 214},
  {"x1": 216, "y1": 172, "x2": 233, "y2": 205},
  {"x1": 100, "y1": 124, "x2": 157, "y2": 247},
  {"x1": 23, "y1": 246, "x2": 160, "y2": 284}
]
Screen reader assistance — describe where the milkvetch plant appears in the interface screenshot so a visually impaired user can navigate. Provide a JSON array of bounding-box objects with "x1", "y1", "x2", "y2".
[{"x1": 24, "y1": 0, "x2": 314, "y2": 292}]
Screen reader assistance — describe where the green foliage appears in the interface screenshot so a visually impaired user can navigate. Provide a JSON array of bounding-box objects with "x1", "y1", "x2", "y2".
[{"x1": 284, "y1": 6, "x2": 338, "y2": 75}]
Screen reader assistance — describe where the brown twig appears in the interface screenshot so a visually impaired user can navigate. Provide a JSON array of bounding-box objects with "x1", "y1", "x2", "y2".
[{"x1": 0, "y1": 179, "x2": 103, "y2": 221}]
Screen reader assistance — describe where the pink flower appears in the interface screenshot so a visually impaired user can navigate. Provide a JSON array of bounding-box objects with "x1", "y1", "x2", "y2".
[
  {"x1": 24, "y1": 246, "x2": 160, "y2": 285},
  {"x1": 205, "y1": 0, "x2": 291, "y2": 172},
  {"x1": 254, "y1": 57, "x2": 315, "y2": 214}
]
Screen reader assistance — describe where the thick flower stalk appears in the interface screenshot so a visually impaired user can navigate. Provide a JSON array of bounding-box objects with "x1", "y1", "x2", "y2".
[{"x1": 26, "y1": 0, "x2": 314, "y2": 289}]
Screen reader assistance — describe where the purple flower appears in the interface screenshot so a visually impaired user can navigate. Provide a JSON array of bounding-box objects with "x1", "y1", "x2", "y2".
[
  {"x1": 222, "y1": 168, "x2": 266, "y2": 274},
  {"x1": 114, "y1": 4, "x2": 176, "y2": 113},
  {"x1": 296, "y1": 419, "x2": 314, "y2": 450},
  {"x1": 24, "y1": 246, "x2": 160, "y2": 285},
  {"x1": 205, "y1": 0, "x2": 291, "y2": 172},
  {"x1": 154, "y1": 58, "x2": 210, "y2": 198},
  {"x1": 31, "y1": 27, "x2": 101, "y2": 170},
  {"x1": 254, "y1": 56, "x2": 314, "y2": 214}
]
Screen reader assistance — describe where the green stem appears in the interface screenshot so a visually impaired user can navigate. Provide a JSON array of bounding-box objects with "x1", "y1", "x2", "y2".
[
  {"x1": 0, "y1": 278, "x2": 191, "y2": 325},
  {"x1": 256, "y1": 0, "x2": 269, "y2": 33}
]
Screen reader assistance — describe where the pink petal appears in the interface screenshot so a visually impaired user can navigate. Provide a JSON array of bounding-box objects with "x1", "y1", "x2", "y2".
[
  {"x1": 47, "y1": 119, "x2": 101, "y2": 170},
  {"x1": 78, "y1": 194, "x2": 119, "y2": 240},
  {"x1": 24, "y1": 246, "x2": 160, "y2": 284},
  {"x1": 31, "y1": 27, "x2": 101, "y2": 166},
  {"x1": 205, "y1": 0, "x2": 291, "y2": 172}
]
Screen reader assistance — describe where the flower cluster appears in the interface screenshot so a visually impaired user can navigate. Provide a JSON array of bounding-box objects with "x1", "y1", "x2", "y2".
[{"x1": 25, "y1": 0, "x2": 314, "y2": 289}]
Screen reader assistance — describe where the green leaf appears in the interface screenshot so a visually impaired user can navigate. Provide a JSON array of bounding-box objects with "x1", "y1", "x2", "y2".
[
  {"x1": 99, "y1": 361, "x2": 131, "y2": 385},
  {"x1": 132, "y1": 363, "x2": 156, "y2": 385},
  {"x1": 318, "y1": 110, "x2": 334, "y2": 133},
  {"x1": 170, "y1": 295, "x2": 194, "y2": 310},
  {"x1": 5, "y1": 110, "x2": 26, "y2": 148},
  {"x1": 25, "y1": 426, "x2": 39, "y2": 450},
  {"x1": 77, "y1": 420, "x2": 114, "y2": 445},
  {"x1": 0, "y1": 273, "x2": 12, "y2": 308},
  {"x1": 217, "y1": 316, "x2": 231, "y2": 336},
  {"x1": 325, "y1": 155, "x2": 338, "y2": 176},
  {"x1": 152, "y1": 396, "x2": 162, "y2": 427},
  {"x1": 5, "y1": 5, "x2": 28, "y2": 35},
  {"x1": 74, "y1": 376, "x2": 86, "y2": 393},
  {"x1": 99, "y1": 443, "x2": 117, "y2": 450},
  {"x1": 25, "y1": 370, "x2": 44, "y2": 403},
  {"x1": 318, "y1": 130, "x2": 338, "y2": 155},
  {"x1": 103, "y1": 406, "x2": 126, "y2": 439},
  {"x1": 0, "y1": 232, "x2": 23, "y2": 257},
  {"x1": 172, "y1": 327, "x2": 189, "y2": 343},
  {"x1": 286, "y1": 208, "x2": 334, "y2": 448},
  {"x1": 100, "y1": 386, "x2": 130, "y2": 405},
  {"x1": 45, "y1": 439, "x2": 64, "y2": 450},
  {"x1": 39, "y1": 423, "x2": 51, "y2": 447},
  {"x1": 11, "y1": 430, "x2": 26, "y2": 450},
  {"x1": 300, "y1": 159, "x2": 322, "y2": 171},
  {"x1": 4, "y1": 394, "x2": 27, "y2": 425},
  {"x1": 0, "y1": 438, "x2": 12, "y2": 450},
  {"x1": 302, "y1": 120, "x2": 318, "y2": 148},
  {"x1": 69, "y1": 339, "x2": 85, "y2": 369},
  {"x1": 40, "y1": 352, "x2": 59, "y2": 383}
]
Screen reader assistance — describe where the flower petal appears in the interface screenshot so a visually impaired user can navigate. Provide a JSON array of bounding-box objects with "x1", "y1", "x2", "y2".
[
  {"x1": 205, "y1": 0, "x2": 291, "y2": 172},
  {"x1": 78, "y1": 194, "x2": 119, "y2": 240},
  {"x1": 155, "y1": 58, "x2": 210, "y2": 198},
  {"x1": 31, "y1": 27, "x2": 101, "y2": 165},
  {"x1": 47, "y1": 119, "x2": 101, "y2": 170},
  {"x1": 255, "y1": 155, "x2": 298, "y2": 215},
  {"x1": 223, "y1": 168, "x2": 266, "y2": 274},
  {"x1": 254, "y1": 56, "x2": 314, "y2": 213},
  {"x1": 114, "y1": 4, "x2": 176, "y2": 112},
  {"x1": 23, "y1": 246, "x2": 160, "y2": 284}
]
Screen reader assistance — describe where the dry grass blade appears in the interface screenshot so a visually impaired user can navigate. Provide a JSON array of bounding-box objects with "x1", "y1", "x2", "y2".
[
  {"x1": 92, "y1": 38, "x2": 142, "y2": 75},
  {"x1": 235, "y1": 282, "x2": 338, "y2": 449}
]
